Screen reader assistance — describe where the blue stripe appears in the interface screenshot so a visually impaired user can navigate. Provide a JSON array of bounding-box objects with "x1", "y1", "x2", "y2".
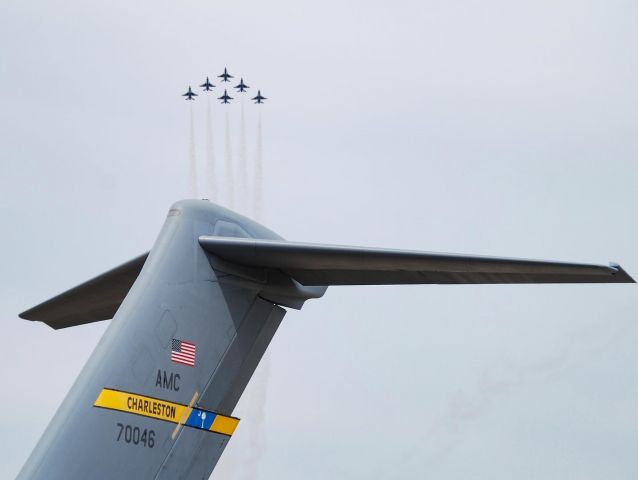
[{"x1": 185, "y1": 408, "x2": 216, "y2": 430}]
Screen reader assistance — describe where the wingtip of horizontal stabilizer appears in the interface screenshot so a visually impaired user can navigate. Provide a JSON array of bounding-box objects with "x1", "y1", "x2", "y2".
[
  {"x1": 18, "y1": 307, "x2": 40, "y2": 322},
  {"x1": 18, "y1": 306, "x2": 79, "y2": 330},
  {"x1": 609, "y1": 263, "x2": 636, "y2": 283},
  {"x1": 18, "y1": 308, "x2": 58, "y2": 329}
]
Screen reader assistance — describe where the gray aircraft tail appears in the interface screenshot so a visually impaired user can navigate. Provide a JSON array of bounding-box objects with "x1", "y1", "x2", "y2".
[
  {"x1": 17, "y1": 200, "x2": 634, "y2": 479},
  {"x1": 18, "y1": 201, "x2": 298, "y2": 479}
]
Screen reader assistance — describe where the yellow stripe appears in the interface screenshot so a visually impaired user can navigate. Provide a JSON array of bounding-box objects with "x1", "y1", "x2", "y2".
[
  {"x1": 210, "y1": 415, "x2": 240, "y2": 436},
  {"x1": 94, "y1": 389, "x2": 188, "y2": 423},
  {"x1": 94, "y1": 388, "x2": 240, "y2": 437}
]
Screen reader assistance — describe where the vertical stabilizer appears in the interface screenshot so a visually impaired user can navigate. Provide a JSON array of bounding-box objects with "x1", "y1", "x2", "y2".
[{"x1": 18, "y1": 201, "x2": 290, "y2": 479}]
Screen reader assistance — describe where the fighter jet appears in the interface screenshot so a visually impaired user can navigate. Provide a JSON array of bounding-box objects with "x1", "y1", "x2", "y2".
[
  {"x1": 252, "y1": 90, "x2": 267, "y2": 104},
  {"x1": 15, "y1": 199, "x2": 635, "y2": 479},
  {"x1": 218, "y1": 89, "x2": 233, "y2": 104},
  {"x1": 182, "y1": 86, "x2": 197, "y2": 100},
  {"x1": 218, "y1": 67, "x2": 233, "y2": 82},
  {"x1": 234, "y1": 78, "x2": 249, "y2": 92},
  {"x1": 200, "y1": 77, "x2": 215, "y2": 91}
]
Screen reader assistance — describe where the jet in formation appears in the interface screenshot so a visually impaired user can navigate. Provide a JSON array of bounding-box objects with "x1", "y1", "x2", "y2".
[
  {"x1": 235, "y1": 78, "x2": 249, "y2": 92},
  {"x1": 16, "y1": 199, "x2": 634, "y2": 479},
  {"x1": 182, "y1": 86, "x2": 197, "y2": 100},
  {"x1": 252, "y1": 90, "x2": 267, "y2": 104},
  {"x1": 218, "y1": 89, "x2": 233, "y2": 104},
  {"x1": 200, "y1": 77, "x2": 215, "y2": 91},
  {"x1": 218, "y1": 67, "x2": 233, "y2": 82}
]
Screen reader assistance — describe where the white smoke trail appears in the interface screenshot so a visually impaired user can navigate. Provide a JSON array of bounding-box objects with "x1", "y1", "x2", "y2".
[
  {"x1": 189, "y1": 104, "x2": 197, "y2": 198},
  {"x1": 375, "y1": 314, "x2": 635, "y2": 478},
  {"x1": 215, "y1": 107, "x2": 268, "y2": 480},
  {"x1": 236, "y1": 106, "x2": 269, "y2": 480},
  {"x1": 206, "y1": 98, "x2": 217, "y2": 202},
  {"x1": 254, "y1": 109, "x2": 264, "y2": 220},
  {"x1": 237, "y1": 356, "x2": 270, "y2": 480},
  {"x1": 238, "y1": 100, "x2": 248, "y2": 213},
  {"x1": 225, "y1": 109, "x2": 235, "y2": 209}
]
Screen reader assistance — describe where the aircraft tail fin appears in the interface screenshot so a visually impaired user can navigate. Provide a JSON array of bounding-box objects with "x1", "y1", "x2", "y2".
[
  {"x1": 18, "y1": 201, "x2": 289, "y2": 479},
  {"x1": 16, "y1": 200, "x2": 634, "y2": 480}
]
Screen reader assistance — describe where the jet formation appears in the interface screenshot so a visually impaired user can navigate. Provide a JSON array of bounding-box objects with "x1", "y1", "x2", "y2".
[{"x1": 183, "y1": 67, "x2": 266, "y2": 104}]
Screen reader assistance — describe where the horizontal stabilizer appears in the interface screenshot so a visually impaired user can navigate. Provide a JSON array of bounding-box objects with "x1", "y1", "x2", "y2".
[
  {"x1": 198, "y1": 236, "x2": 635, "y2": 286},
  {"x1": 19, "y1": 253, "x2": 149, "y2": 329}
]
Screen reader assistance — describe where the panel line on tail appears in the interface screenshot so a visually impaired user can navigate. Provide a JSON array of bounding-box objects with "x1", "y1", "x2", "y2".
[{"x1": 171, "y1": 391, "x2": 199, "y2": 440}]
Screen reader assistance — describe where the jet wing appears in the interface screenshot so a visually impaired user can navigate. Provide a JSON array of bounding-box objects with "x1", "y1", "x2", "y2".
[
  {"x1": 19, "y1": 253, "x2": 149, "y2": 329},
  {"x1": 198, "y1": 236, "x2": 634, "y2": 285}
]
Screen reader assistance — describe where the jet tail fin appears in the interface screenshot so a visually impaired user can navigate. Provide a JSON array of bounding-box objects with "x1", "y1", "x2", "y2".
[
  {"x1": 19, "y1": 253, "x2": 148, "y2": 329},
  {"x1": 198, "y1": 236, "x2": 635, "y2": 286},
  {"x1": 16, "y1": 200, "x2": 634, "y2": 480}
]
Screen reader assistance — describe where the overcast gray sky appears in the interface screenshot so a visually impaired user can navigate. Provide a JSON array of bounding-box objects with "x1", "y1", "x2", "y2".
[{"x1": 1, "y1": 0, "x2": 638, "y2": 478}]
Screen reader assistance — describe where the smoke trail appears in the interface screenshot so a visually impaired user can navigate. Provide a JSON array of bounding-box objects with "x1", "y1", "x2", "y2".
[
  {"x1": 375, "y1": 314, "x2": 634, "y2": 478},
  {"x1": 238, "y1": 355, "x2": 270, "y2": 480},
  {"x1": 215, "y1": 108, "x2": 269, "y2": 480},
  {"x1": 213, "y1": 107, "x2": 269, "y2": 480},
  {"x1": 238, "y1": 100, "x2": 248, "y2": 213},
  {"x1": 225, "y1": 110, "x2": 235, "y2": 209},
  {"x1": 254, "y1": 109, "x2": 264, "y2": 220},
  {"x1": 219, "y1": 108, "x2": 270, "y2": 480},
  {"x1": 189, "y1": 105, "x2": 197, "y2": 198},
  {"x1": 206, "y1": 98, "x2": 217, "y2": 202}
]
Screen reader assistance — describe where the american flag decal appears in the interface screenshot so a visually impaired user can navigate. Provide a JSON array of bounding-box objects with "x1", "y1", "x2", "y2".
[{"x1": 171, "y1": 339, "x2": 196, "y2": 367}]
